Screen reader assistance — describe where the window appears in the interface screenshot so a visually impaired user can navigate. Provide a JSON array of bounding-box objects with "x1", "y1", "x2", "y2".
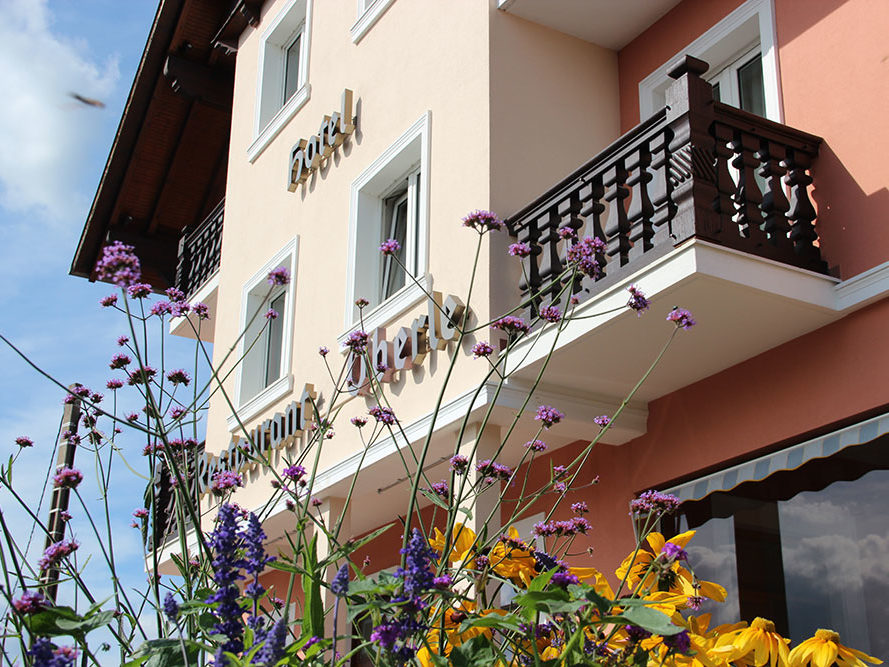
[
  {"x1": 249, "y1": 0, "x2": 313, "y2": 162},
  {"x1": 351, "y1": 0, "x2": 397, "y2": 44},
  {"x1": 709, "y1": 46, "x2": 766, "y2": 116},
  {"x1": 661, "y1": 424, "x2": 889, "y2": 657},
  {"x1": 234, "y1": 238, "x2": 298, "y2": 421},
  {"x1": 638, "y1": 0, "x2": 781, "y2": 123},
  {"x1": 345, "y1": 113, "x2": 430, "y2": 330}
]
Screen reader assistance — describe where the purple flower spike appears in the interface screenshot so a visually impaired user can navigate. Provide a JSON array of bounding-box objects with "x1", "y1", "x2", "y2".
[
  {"x1": 267, "y1": 266, "x2": 291, "y2": 286},
  {"x1": 95, "y1": 241, "x2": 142, "y2": 288},
  {"x1": 627, "y1": 284, "x2": 650, "y2": 315},
  {"x1": 462, "y1": 209, "x2": 504, "y2": 232},
  {"x1": 331, "y1": 563, "x2": 350, "y2": 597},
  {"x1": 380, "y1": 238, "x2": 401, "y2": 256},
  {"x1": 535, "y1": 405, "x2": 565, "y2": 429},
  {"x1": 667, "y1": 307, "x2": 696, "y2": 330},
  {"x1": 508, "y1": 242, "x2": 531, "y2": 258}
]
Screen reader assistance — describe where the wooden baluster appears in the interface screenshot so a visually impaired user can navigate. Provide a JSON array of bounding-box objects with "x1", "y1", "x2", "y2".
[
  {"x1": 712, "y1": 122, "x2": 736, "y2": 240},
  {"x1": 758, "y1": 141, "x2": 791, "y2": 249},
  {"x1": 175, "y1": 229, "x2": 190, "y2": 295},
  {"x1": 557, "y1": 190, "x2": 583, "y2": 298},
  {"x1": 785, "y1": 149, "x2": 822, "y2": 267},
  {"x1": 649, "y1": 126, "x2": 674, "y2": 246},
  {"x1": 515, "y1": 215, "x2": 540, "y2": 315},
  {"x1": 602, "y1": 162, "x2": 630, "y2": 267},
  {"x1": 731, "y1": 132, "x2": 766, "y2": 246},
  {"x1": 535, "y1": 207, "x2": 563, "y2": 307},
  {"x1": 626, "y1": 141, "x2": 654, "y2": 263},
  {"x1": 577, "y1": 177, "x2": 606, "y2": 298}
]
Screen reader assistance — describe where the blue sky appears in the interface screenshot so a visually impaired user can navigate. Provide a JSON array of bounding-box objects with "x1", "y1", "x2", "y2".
[{"x1": 0, "y1": 0, "x2": 201, "y2": 643}]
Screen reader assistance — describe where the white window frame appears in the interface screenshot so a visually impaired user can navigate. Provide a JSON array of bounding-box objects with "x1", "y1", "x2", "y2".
[
  {"x1": 351, "y1": 0, "x2": 397, "y2": 44},
  {"x1": 638, "y1": 0, "x2": 782, "y2": 124},
  {"x1": 342, "y1": 112, "x2": 431, "y2": 339},
  {"x1": 248, "y1": 0, "x2": 314, "y2": 163},
  {"x1": 231, "y1": 237, "x2": 299, "y2": 430},
  {"x1": 707, "y1": 44, "x2": 763, "y2": 112}
]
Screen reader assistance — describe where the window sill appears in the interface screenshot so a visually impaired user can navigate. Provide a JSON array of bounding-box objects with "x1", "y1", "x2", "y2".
[
  {"x1": 227, "y1": 373, "x2": 294, "y2": 432},
  {"x1": 351, "y1": 0, "x2": 396, "y2": 44},
  {"x1": 338, "y1": 274, "x2": 432, "y2": 348},
  {"x1": 247, "y1": 83, "x2": 311, "y2": 164}
]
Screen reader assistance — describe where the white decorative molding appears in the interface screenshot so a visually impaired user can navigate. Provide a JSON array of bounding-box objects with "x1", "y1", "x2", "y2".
[
  {"x1": 350, "y1": 0, "x2": 396, "y2": 44},
  {"x1": 169, "y1": 271, "x2": 219, "y2": 340},
  {"x1": 248, "y1": 83, "x2": 311, "y2": 163},
  {"x1": 226, "y1": 373, "x2": 294, "y2": 432},
  {"x1": 638, "y1": 0, "x2": 782, "y2": 123},
  {"x1": 337, "y1": 274, "x2": 432, "y2": 347},
  {"x1": 834, "y1": 258, "x2": 889, "y2": 312}
]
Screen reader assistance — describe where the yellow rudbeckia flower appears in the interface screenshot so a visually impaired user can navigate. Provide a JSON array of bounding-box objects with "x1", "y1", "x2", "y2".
[
  {"x1": 430, "y1": 523, "x2": 477, "y2": 566},
  {"x1": 488, "y1": 526, "x2": 537, "y2": 587},
  {"x1": 714, "y1": 617, "x2": 790, "y2": 667},
  {"x1": 789, "y1": 629, "x2": 882, "y2": 667}
]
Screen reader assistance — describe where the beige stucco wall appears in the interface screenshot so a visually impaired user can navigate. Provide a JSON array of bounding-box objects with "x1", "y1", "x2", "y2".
[{"x1": 201, "y1": 0, "x2": 622, "y2": 528}]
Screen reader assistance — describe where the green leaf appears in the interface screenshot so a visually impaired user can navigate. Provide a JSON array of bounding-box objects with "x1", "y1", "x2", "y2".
[
  {"x1": 457, "y1": 613, "x2": 525, "y2": 634},
  {"x1": 621, "y1": 605, "x2": 683, "y2": 636},
  {"x1": 327, "y1": 523, "x2": 394, "y2": 562},
  {"x1": 127, "y1": 638, "x2": 202, "y2": 667},
  {"x1": 447, "y1": 635, "x2": 497, "y2": 667},
  {"x1": 527, "y1": 568, "x2": 556, "y2": 593},
  {"x1": 419, "y1": 489, "x2": 450, "y2": 511},
  {"x1": 302, "y1": 535, "x2": 324, "y2": 639},
  {"x1": 457, "y1": 505, "x2": 473, "y2": 520}
]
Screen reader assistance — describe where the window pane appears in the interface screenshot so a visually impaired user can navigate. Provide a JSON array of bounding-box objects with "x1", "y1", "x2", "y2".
[
  {"x1": 265, "y1": 292, "x2": 286, "y2": 387},
  {"x1": 284, "y1": 34, "x2": 301, "y2": 103},
  {"x1": 738, "y1": 54, "x2": 765, "y2": 116},
  {"x1": 712, "y1": 81, "x2": 721, "y2": 103},
  {"x1": 381, "y1": 193, "x2": 408, "y2": 301}
]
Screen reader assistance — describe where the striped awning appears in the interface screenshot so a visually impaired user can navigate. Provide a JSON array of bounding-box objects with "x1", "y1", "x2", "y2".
[{"x1": 664, "y1": 411, "x2": 889, "y2": 503}]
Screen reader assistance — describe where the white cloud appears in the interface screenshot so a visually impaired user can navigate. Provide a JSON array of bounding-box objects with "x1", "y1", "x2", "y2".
[{"x1": 0, "y1": 0, "x2": 118, "y2": 221}]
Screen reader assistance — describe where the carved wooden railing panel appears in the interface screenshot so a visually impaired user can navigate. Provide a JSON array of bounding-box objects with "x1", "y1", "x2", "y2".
[
  {"x1": 506, "y1": 56, "x2": 825, "y2": 318},
  {"x1": 175, "y1": 199, "x2": 224, "y2": 298}
]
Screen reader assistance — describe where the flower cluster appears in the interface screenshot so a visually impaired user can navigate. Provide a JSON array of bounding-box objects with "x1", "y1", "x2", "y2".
[
  {"x1": 12, "y1": 591, "x2": 48, "y2": 614},
  {"x1": 211, "y1": 470, "x2": 244, "y2": 494},
  {"x1": 594, "y1": 414, "x2": 611, "y2": 427},
  {"x1": 380, "y1": 238, "x2": 401, "y2": 255},
  {"x1": 667, "y1": 307, "x2": 696, "y2": 330},
  {"x1": 343, "y1": 330, "x2": 369, "y2": 354},
  {"x1": 52, "y1": 467, "x2": 83, "y2": 489},
  {"x1": 475, "y1": 459, "x2": 513, "y2": 484},
  {"x1": 471, "y1": 341, "x2": 494, "y2": 358},
  {"x1": 539, "y1": 305, "x2": 562, "y2": 323},
  {"x1": 535, "y1": 404, "x2": 565, "y2": 428},
  {"x1": 165, "y1": 369, "x2": 190, "y2": 385},
  {"x1": 532, "y1": 516, "x2": 592, "y2": 537},
  {"x1": 95, "y1": 241, "x2": 142, "y2": 288},
  {"x1": 491, "y1": 315, "x2": 530, "y2": 335},
  {"x1": 28, "y1": 638, "x2": 77, "y2": 666},
  {"x1": 627, "y1": 284, "x2": 650, "y2": 315},
  {"x1": 15, "y1": 435, "x2": 33, "y2": 448},
  {"x1": 449, "y1": 455, "x2": 469, "y2": 474},
  {"x1": 38, "y1": 539, "x2": 79, "y2": 572},
  {"x1": 369, "y1": 405, "x2": 397, "y2": 425},
  {"x1": 566, "y1": 236, "x2": 606, "y2": 278},
  {"x1": 630, "y1": 489, "x2": 680, "y2": 515},
  {"x1": 508, "y1": 242, "x2": 531, "y2": 257},
  {"x1": 429, "y1": 481, "x2": 449, "y2": 500},
  {"x1": 267, "y1": 266, "x2": 290, "y2": 286},
  {"x1": 524, "y1": 439, "x2": 547, "y2": 452},
  {"x1": 461, "y1": 209, "x2": 504, "y2": 232}
]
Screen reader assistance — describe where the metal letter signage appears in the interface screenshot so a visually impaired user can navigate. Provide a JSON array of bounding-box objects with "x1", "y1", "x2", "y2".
[{"x1": 288, "y1": 89, "x2": 355, "y2": 191}]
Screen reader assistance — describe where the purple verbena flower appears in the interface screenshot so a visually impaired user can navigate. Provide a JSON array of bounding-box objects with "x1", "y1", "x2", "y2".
[
  {"x1": 524, "y1": 439, "x2": 547, "y2": 452},
  {"x1": 192, "y1": 302, "x2": 210, "y2": 319},
  {"x1": 267, "y1": 266, "x2": 290, "y2": 286},
  {"x1": 667, "y1": 307, "x2": 696, "y2": 330},
  {"x1": 539, "y1": 305, "x2": 561, "y2": 323},
  {"x1": 508, "y1": 242, "x2": 531, "y2": 258},
  {"x1": 166, "y1": 369, "x2": 190, "y2": 385},
  {"x1": 475, "y1": 459, "x2": 513, "y2": 483},
  {"x1": 38, "y1": 540, "x2": 78, "y2": 572},
  {"x1": 630, "y1": 490, "x2": 680, "y2": 516},
  {"x1": 566, "y1": 236, "x2": 606, "y2": 279},
  {"x1": 165, "y1": 287, "x2": 185, "y2": 302},
  {"x1": 95, "y1": 241, "x2": 141, "y2": 288},
  {"x1": 660, "y1": 542, "x2": 689, "y2": 562},
  {"x1": 12, "y1": 591, "x2": 48, "y2": 614},
  {"x1": 343, "y1": 330, "x2": 369, "y2": 354},
  {"x1": 355, "y1": 297, "x2": 369, "y2": 308},
  {"x1": 462, "y1": 209, "x2": 503, "y2": 232},
  {"x1": 127, "y1": 366, "x2": 156, "y2": 386},
  {"x1": 449, "y1": 455, "x2": 469, "y2": 474},
  {"x1": 594, "y1": 414, "x2": 611, "y2": 427},
  {"x1": 211, "y1": 471, "x2": 243, "y2": 494},
  {"x1": 369, "y1": 405, "x2": 397, "y2": 425},
  {"x1": 150, "y1": 301, "x2": 172, "y2": 317},
  {"x1": 282, "y1": 465, "x2": 306, "y2": 482},
  {"x1": 170, "y1": 406, "x2": 186, "y2": 419},
  {"x1": 127, "y1": 283, "x2": 152, "y2": 299},
  {"x1": 571, "y1": 501, "x2": 588, "y2": 514},
  {"x1": 557, "y1": 226, "x2": 577, "y2": 240},
  {"x1": 100, "y1": 294, "x2": 118, "y2": 308},
  {"x1": 429, "y1": 481, "x2": 449, "y2": 500},
  {"x1": 319, "y1": 346, "x2": 329, "y2": 357},
  {"x1": 53, "y1": 467, "x2": 82, "y2": 489},
  {"x1": 15, "y1": 436, "x2": 33, "y2": 448},
  {"x1": 350, "y1": 416, "x2": 367, "y2": 427},
  {"x1": 170, "y1": 301, "x2": 190, "y2": 317},
  {"x1": 471, "y1": 341, "x2": 494, "y2": 358},
  {"x1": 491, "y1": 315, "x2": 530, "y2": 335},
  {"x1": 535, "y1": 405, "x2": 565, "y2": 429},
  {"x1": 109, "y1": 353, "x2": 131, "y2": 369},
  {"x1": 380, "y1": 239, "x2": 401, "y2": 256},
  {"x1": 627, "y1": 284, "x2": 650, "y2": 315},
  {"x1": 265, "y1": 308, "x2": 278, "y2": 320}
]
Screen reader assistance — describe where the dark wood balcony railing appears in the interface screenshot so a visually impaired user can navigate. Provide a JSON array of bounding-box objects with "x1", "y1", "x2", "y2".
[
  {"x1": 506, "y1": 56, "x2": 826, "y2": 317},
  {"x1": 175, "y1": 199, "x2": 224, "y2": 298}
]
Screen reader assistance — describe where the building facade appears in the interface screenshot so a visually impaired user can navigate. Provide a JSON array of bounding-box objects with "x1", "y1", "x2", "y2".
[{"x1": 74, "y1": 0, "x2": 889, "y2": 658}]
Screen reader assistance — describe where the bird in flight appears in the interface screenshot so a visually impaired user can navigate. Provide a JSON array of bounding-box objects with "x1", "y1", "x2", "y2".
[{"x1": 69, "y1": 92, "x2": 105, "y2": 109}]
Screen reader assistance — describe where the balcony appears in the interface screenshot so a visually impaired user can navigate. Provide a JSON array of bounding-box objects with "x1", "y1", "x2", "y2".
[
  {"x1": 503, "y1": 57, "x2": 849, "y2": 415},
  {"x1": 170, "y1": 199, "x2": 223, "y2": 340}
]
